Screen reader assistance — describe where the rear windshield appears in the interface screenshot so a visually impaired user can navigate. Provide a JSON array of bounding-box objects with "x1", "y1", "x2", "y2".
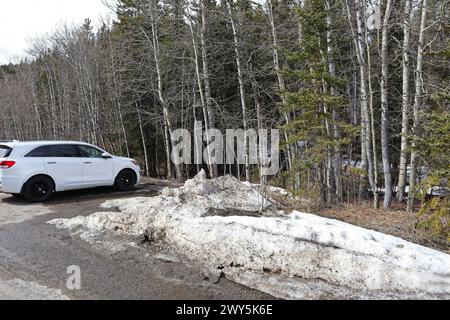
[{"x1": 0, "y1": 145, "x2": 12, "y2": 158}]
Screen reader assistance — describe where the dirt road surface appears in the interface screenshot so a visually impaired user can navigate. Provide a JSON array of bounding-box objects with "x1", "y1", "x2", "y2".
[{"x1": 0, "y1": 182, "x2": 271, "y2": 300}]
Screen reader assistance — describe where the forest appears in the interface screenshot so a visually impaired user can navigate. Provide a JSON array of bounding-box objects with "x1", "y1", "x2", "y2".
[{"x1": 0, "y1": 0, "x2": 448, "y2": 242}]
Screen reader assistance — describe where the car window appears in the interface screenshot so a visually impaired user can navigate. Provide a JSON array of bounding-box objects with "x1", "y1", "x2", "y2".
[
  {"x1": 26, "y1": 145, "x2": 81, "y2": 158},
  {"x1": 25, "y1": 145, "x2": 53, "y2": 157},
  {"x1": 51, "y1": 145, "x2": 81, "y2": 158},
  {"x1": 78, "y1": 145, "x2": 104, "y2": 158},
  {"x1": 0, "y1": 146, "x2": 12, "y2": 158}
]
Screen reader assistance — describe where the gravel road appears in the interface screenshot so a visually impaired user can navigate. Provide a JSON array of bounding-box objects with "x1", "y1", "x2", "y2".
[{"x1": 0, "y1": 183, "x2": 271, "y2": 300}]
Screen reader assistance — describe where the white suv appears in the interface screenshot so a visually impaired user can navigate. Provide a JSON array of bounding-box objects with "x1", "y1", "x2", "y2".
[{"x1": 0, "y1": 141, "x2": 141, "y2": 202}]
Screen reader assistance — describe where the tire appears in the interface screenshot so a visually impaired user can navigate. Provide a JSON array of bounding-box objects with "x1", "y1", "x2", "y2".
[
  {"x1": 114, "y1": 169, "x2": 137, "y2": 192},
  {"x1": 23, "y1": 175, "x2": 54, "y2": 202}
]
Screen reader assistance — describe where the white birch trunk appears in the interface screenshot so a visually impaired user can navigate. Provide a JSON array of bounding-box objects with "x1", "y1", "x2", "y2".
[
  {"x1": 137, "y1": 106, "x2": 149, "y2": 177},
  {"x1": 407, "y1": 0, "x2": 428, "y2": 213},
  {"x1": 346, "y1": 0, "x2": 376, "y2": 199},
  {"x1": 266, "y1": 0, "x2": 293, "y2": 172},
  {"x1": 380, "y1": 0, "x2": 394, "y2": 209},
  {"x1": 199, "y1": 0, "x2": 218, "y2": 178},
  {"x1": 188, "y1": 15, "x2": 215, "y2": 178},
  {"x1": 397, "y1": 0, "x2": 412, "y2": 202},
  {"x1": 149, "y1": 0, "x2": 182, "y2": 180},
  {"x1": 325, "y1": 0, "x2": 343, "y2": 202},
  {"x1": 363, "y1": 0, "x2": 379, "y2": 208},
  {"x1": 227, "y1": 0, "x2": 250, "y2": 181}
]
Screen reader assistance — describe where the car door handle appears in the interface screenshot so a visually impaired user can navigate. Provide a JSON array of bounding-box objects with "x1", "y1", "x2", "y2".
[
  {"x1": 47, "y1": 162, "x2": 57, "y2": 165},
  {"x1": 84, "y1": 162, "x2": 92, "y2": 164}
]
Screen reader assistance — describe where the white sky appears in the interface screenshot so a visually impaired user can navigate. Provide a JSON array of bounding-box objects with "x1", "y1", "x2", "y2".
[{"x1": 0, "y1": 0, "x2": 114, "y2": 64}]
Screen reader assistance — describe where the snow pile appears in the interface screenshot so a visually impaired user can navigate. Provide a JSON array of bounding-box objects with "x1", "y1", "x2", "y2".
[
  {"x1": 49, "y1": 170, "x2": 450, "y2": 298},
  {"x1": 242, "y1": 181, "x2": 294, "y2": 198},
  {"x1": 50, "y1": 170, "x2": 278, "y2": 241},
  {"x1": 224, "y1": 269, "x2": 443, "y2": 300}
]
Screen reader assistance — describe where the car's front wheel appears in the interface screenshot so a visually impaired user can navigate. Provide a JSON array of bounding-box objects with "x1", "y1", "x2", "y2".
[
  {"x1": 114, "y1": 169, "x2": 137, "y2": 192},
  {"x1": 23, "y1": 176, "x2": 54, "y2": 202}
]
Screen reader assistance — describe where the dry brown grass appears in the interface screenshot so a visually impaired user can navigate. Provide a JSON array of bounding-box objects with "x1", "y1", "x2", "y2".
[{"x1": 140, "y1": 177, "x2": 183, "y2": 188}]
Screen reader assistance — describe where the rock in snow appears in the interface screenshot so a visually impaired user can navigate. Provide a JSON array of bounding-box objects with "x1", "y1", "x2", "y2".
[{"x1": 49, "y1": 170, "x2": 450, "y2": 299}]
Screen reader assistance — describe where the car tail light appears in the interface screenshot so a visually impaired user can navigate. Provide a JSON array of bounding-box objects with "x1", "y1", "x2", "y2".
[
  {"x1": 131, "y1": 160, "x2": 139, "y2": 166},
  {"x1": 0, "y1": 160, "x2": 15, "y2": 168}
]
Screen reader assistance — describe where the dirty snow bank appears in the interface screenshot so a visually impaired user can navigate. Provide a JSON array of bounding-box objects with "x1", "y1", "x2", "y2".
[{"x1": 49, "y1": 170, "x2": 450, "y2": 298}]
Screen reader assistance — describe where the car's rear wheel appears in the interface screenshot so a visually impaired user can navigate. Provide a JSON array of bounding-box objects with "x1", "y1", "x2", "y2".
[
  {"x1": 23, "y1": 176, "x2": 54, "y2": 202},
  {"x1": 115, "y1": 169, "x2": 137, "y2": 192}
]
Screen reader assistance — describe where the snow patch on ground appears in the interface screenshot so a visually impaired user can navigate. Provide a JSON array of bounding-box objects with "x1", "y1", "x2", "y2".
[
  {"x1": 242, "y1": 181, "x2": 294, "y2": 198},
  {"x1": 49, "y1": 170, "x2": 450, "y2": 299},
  {"x1": 0, "y1": 278, "x2": 69, "y2": 300}
]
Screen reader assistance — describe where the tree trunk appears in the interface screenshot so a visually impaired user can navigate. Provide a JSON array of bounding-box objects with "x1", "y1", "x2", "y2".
[
  {"x1": 188, "y1": 14, "x2": 215, "y2": 178},
  {"x1": 407, "y1": 0, "x2": 428, "y2": 213},
  {"x1": 397, "y1": 0, "x2": 412, "y2": 202},
  {"x1": 325, "y1": 0, "x2": 343, "y2": 203},
  {"x1": 380, "y1": 0, "x2": 394, "y2": 209},
  {"x1": 346, "y1": 0, "x2": 376, "y2": 200},
  {"x1": 227, "y1": 0, "x2": 250, "y2": 181},
  {"x1": 199, "y1": 0, "x2": 218, "y2": 178},
  {"x1": 149, "y1": 0, "x2": 182, "y2": 181},
  {"x1": 108, "y1": 36, "x2": 130, "y2": 157},
  {"x1": 363, "y1": 0, "x2": 379, "y2": 209},
  {"x1": 266, "y1": 0, "x2": 293, "y2": 172},
  {"x1": 137, "y1": 106, "x2": 149, "y2": 177}
]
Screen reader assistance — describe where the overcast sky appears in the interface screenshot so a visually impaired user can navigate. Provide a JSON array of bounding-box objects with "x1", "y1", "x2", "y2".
[{"x1": 0, "y1": 0, "x2": 113, "y2": 64}]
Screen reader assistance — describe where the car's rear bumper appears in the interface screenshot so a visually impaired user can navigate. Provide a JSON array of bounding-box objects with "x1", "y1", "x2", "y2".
[{"x1": 0, "y1": 175, "x2": 22, "y2": 194}]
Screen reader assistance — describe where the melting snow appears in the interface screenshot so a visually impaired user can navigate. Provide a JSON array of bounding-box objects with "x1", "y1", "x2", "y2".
[{"x1": 48, "y1": 170, "x2": 450, "y2": 299}]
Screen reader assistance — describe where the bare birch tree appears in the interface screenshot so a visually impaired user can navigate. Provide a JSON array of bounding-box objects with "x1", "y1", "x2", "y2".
[
  {"x1": 380, "y1": 0, "x2": 393, "y2": 209},
  {"x1": 407, "y1": 0, "x2": 428, "y2": 213},
  {"x1": 227, "y1": 0, "x2": 250, "y2": 181}
]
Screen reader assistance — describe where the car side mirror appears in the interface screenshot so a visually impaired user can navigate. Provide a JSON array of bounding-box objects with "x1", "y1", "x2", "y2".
[{"x1": 101, "y1": 152, "x2": 113, "y2": 159}]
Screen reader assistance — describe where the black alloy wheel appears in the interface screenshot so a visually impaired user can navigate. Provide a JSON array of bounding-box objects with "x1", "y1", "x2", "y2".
[
  {"x1": 23, "y1": 176, "x2": 54, "y2": 202},
  {"x1": 115, "y1": 170, "x2": 137, "y2": 192}
]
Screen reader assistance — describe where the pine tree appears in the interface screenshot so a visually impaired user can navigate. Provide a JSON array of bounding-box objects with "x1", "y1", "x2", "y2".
[{"x1": 281, "y1": 0, "x2": 350, "y2": 205}]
